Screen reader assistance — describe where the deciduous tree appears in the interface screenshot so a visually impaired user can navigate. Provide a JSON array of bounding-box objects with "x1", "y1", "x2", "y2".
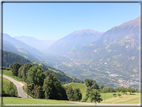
[
  {"x1": 89, "y1": 90, "x2": 103, "y2": 106},
  {"x1": 12, "y1": 62, "x2": 21, "y2": 76}
]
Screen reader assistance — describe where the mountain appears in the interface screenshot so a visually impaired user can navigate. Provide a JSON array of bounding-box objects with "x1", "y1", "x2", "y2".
[
  {"x1": 3, "y1": 51, "x2": 31, "y2": 67},
  {"x1": 3, "y1": 33, "x2": 43, "y2": 56},
  {"x1": 75, "y1": 17, "x2": 140, "y2": 71},
  {"x1": 14, "y1": 36, "x2": 56, "y2": 53},
  {"x1": 32, "y1": 62, "x2": 79, "y2": 84},
  {"x1": 46, "y1": 29, "x2": 104, "y2": 55},
  {"x1": 2, "y1": 50, "x2": 79, "y2": 84},
  {"x1": 67, "y1": 17, "x2": 140, "y2": 87},
  {"x1": 2, "y1": 33, "x2": 44, "y2": 62},
  {"x1": 45, "y1": 17, "x2": 140, "y2": 89}
]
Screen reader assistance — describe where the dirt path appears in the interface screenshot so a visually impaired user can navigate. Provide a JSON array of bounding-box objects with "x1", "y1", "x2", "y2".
[{"x1": 2, "y1": 75, "x2": 28, "y2": 98}]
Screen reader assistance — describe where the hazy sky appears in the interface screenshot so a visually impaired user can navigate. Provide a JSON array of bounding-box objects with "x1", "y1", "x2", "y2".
[{"x1": 3, "y1": 3, "x2": 140, "y2": 40}]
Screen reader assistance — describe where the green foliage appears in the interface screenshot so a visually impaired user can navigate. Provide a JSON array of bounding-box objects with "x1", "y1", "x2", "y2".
[
  {"x1": 27, "y1": 66, "x2": 44, "y2": 86},
  {"x1": 36, "y1": 63, "x2": 79, "y2": 84},
  {"x1": 43, "y1": 71, "x2": 67, "y2": 100},
  {"x1": 113, "y1": 93, "x2": 117, "y2": 97},
  {"x1": 127, "y1": 87, "x2": 135, "y2": 95},
  {"x1": 118, "y1": 93, "x2": 121, "y2": 98},
  {"x1": 101, "y1": 86, "x2": 115, "y2": 93},
  {"x1": 9, "y1": 64, "x2": 12, "y2": 69},
  {"x1": 85, "y1": 79, "x2": 99, "y2": 90},
  {"x1": 3, "y1": 51, "x2": 31, "y2": 68},
  {"x1": 89, "y1": 90, "x2": 103, "y2": 105},
  {"x1": 18, "y1": 63, "x2": 33, "y2": 81},
  {"x1": 27, "y1": 66, "x2": 45, "y2": 98},
  {"x1": 12, "y1": 62, "x2": 21, "y2": 76},
  {"x1": 6, "y1": 82, "x2": 17, "y2": 97},
  {"x1": 66, "y1": 85, "x2": 82, "y2": 101}
]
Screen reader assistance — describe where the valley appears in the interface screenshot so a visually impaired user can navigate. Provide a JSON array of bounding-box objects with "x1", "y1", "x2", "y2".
[{"x1": 2, "y1": 16, "x2": 140, "y2": 90}]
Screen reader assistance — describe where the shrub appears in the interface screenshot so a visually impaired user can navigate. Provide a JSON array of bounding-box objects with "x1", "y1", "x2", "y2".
[{"x1": 7, "y1": 82, "x2": 17, "y2": 97}]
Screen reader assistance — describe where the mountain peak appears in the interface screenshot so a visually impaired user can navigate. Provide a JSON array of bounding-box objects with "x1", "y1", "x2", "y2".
[{"x1": 72, "y1": 29, "x2": 104, "y2": 35}]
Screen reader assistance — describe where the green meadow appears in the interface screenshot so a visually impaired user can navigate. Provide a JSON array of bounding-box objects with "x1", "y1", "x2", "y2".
[
  {"x1": 3, "y1": 97, "x2": 74, "y2": 104},
  {"x1": 2, "y1": 70, "x2": 140, "y2": 104},
  {"x1": 64, "y1": 83, "x2": 140, "y2": 103}
]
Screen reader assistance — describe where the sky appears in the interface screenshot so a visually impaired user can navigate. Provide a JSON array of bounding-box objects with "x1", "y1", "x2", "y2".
[{"x1": 3, "y1": 2, "x2": 140, "y2": 40}]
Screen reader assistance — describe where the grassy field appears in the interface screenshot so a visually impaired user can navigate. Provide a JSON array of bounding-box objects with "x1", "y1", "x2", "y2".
[
  {"x1": 3, "y1": 70, "x2": 22, "y2": 81},
  {"x1": 2, "y1": 70, "x2": 140, "y2": 104},
  {"x1": 3, "y1": 97, "x2": 74, "y2": 104},
  {"x1": 64, "y1": 83, "x2": 140, "y2": 103},
  {"x1": 64, "y1": 83, "x2": 87, "y2": 100},
  {"x1": 101, "y1": 93, "x2": 140, "y2": 103},
  {"x1": 3, "y1": 77, "x2": 11, "y2": 93}
]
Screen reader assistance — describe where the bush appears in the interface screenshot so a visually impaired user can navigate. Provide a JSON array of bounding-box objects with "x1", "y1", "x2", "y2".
[
  {"x1": 118, "y1": 94, "x2": 121, "y2": 98},
  {"x1": 7, "y1": 82, "x2": 17, "y2": 97}
]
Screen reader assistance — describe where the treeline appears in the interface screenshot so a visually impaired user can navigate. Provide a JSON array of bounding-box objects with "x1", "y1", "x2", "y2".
[
  {"x1": 9, "y1": 62, "x2": 82, "y2": 101},
  {"x1": 2, "y1": 50, "x2": 79, "y2": 84},
  {"x1": 3, "y1": 51, "x2": 31, "y2": 67},
  {"x1": 82, "y1": 78, "x2": 139, "y2": 102},
  {"x1": 34, "y1": 63, "x2": 79, "y2": 84}
]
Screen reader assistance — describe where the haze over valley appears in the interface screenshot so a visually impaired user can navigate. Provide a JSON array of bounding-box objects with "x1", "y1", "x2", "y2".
[{"x1": 2, "y1": 16, "x2": 140, "y2": 89}]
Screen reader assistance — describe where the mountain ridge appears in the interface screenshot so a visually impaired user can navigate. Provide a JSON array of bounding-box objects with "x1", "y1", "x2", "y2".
[{"x1": 47, "y1": 29, "x2": 104, "y2": 55}]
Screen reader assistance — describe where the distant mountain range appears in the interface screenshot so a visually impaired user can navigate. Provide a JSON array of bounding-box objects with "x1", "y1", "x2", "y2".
[
  {"x1": 2, "y1": 16, "x2": 140, "y2": 88},
  {"x1": 73, "y1": 17, "x2": 140, "y2": 74},
  {"x1": 2, "y1": 33, "x2": 43, "y2": 62},
  {"x1": 14, "y1": 36, "x2": 56, "y2": 53},
  {"x1": 43, "y1": 17, "x2": 140, "y2": 88},
  {"x1": 46, "y1": 29, "x2": 104, "y2": 55}
]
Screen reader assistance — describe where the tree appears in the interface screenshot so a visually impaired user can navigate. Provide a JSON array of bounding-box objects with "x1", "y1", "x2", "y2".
[
  {"x1": 12, "y1": 62, "x2": 21, "y2": 76},
  {"x1": 22, "y1": 63, "x2": 33, "y2": 81},
  {"x1": 43, "y1": 71, "x2": 67, "y2": 100},
  {"x1": 121, "y1": 87, "x2": 126, "y2": 94},
  {"x1": 73, "y1": 88, "x2": 82, "y2": 101},
  {"x1": 65, "y1": 85, "x2": 82, "y2": 101},
  {"x1": 85, "y1": 79, "x2": 99, "y2": 89},
  {"x1": 9, "y1": 64, "x2": 12, "y2": 69},
  {"x1": 113, "y1": 93, "x2": 117, "y2": 97},
  {"x1": 7, "y1": 82, "x2": 17, "y2": 97},
  {"x1": 66, "y1": 85, "x2": 74, "y2": 101},
  {"x1": 27, "y1": 66, "x2": 45, "y2": 98},
  {"x1": 127, "y1": 87, "x2": 135, "y2": 95},
  {"x1": 118, "y1": 93, "x2": 121, "y2": 98},
  {"x1": 89, "y1": 90, "x2": 103, "y2": 106}
]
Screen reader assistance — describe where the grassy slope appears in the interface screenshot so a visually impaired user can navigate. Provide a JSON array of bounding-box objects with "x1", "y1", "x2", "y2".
[
  {"x1": 3, "y1": 70, "x2": 22, "y2": 81},
  {"x1": 64, "y1": 83, "x2": 140, "y2": 103},
  {"x1": 3, "y1": 77, "x2": 10, "y2": 93},
  {"x1": 3, "y1": 77, "x2": 17, "y2": 96},
  {"x1": 64, "y1": 83, "x2": 87, "y2": 100},
  {"x1": 101, "y1": 93, "x2": 140, "y2": 103},
  {"x1": 2, "y1": 70, "x2": 140, "y2": 104},
  {"x1": 3, "y1": 97, "x2": 74, "y2": 104}
]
